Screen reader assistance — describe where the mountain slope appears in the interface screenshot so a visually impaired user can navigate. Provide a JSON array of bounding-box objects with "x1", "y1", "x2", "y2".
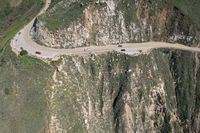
[
  {"x1": 45, "y1": 50, "x2": 200, "y2": 132},
  {"x1": 0, "y1": 46, "x2": 52, "y2": 133},
  {"x1": 34, "y1": 0, "x2": 199, "y2": 48},
  {"x1": 0, "y1": 0, "x2": 200, "y2": 132},
  {"x1": 0, "y1": 0, "x2": 44, "y2": 48}
]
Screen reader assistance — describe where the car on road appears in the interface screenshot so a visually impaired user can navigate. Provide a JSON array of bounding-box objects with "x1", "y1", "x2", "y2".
[
  {"x1": 35, "y1": 51, "x2": 41, "y2": 54},
  {"x1": 121, "y1": 49, "x2": 126, "y2": 51},
  {"x1": 118, "y1": 45, "x2": 122, "y2": 47}
]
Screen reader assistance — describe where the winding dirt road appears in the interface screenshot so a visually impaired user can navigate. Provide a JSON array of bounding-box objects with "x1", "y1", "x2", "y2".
[{"x1": 10, "y1": 0, "x2": 200, "y2": 59}]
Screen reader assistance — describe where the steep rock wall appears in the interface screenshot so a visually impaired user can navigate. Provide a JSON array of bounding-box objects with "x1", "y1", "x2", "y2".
[
  {"x1": 34, "y1": 0, "x2": 199, "y2": 48},
  {"x1": 44, "y1": 50, "x2": 200, "y2": 133}
]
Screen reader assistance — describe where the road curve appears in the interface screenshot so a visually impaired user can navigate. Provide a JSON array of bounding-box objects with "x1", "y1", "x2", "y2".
[{"x1": 10, "y1": 0, "x2": 200, "y2": 59}]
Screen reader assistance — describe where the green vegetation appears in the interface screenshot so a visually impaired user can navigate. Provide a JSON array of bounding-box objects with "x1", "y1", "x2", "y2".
[
  {"x1": 0, "y1": 45, "x2": 52, "y2": 133},
  {"x1": 19, "y1": 49, "x2": 28, "y2": 56},
  {"x1": 116, "y1": 0, "x2": 136, "y2": 26},
  {"x1": 54, "y1": 51, "x2": 171, "y2": 132},
  {"x1": 0, "y1": 1, "x2": 54, "y2": 132},
  {"x1": 0, "y1": 0, "x2": 44, "y2": 49},
  {"x1": 41, "y1": 0, "x2": 200, "y2": 32},
  {"x1": 0, "y1": 20, "x2": 28, "y2": 49},
  {"x1": 49, "y1": 0, "x2": 63, "y2": 9},
  {"x1": 168, "y1": 0, "x2": 200, "y2": 29},
  {"x1": 40, "y1": 0, "x2": 93, "y2": 31},
  {"x1": 169, "y1": 51, "x2": 196, "y2": 125}
]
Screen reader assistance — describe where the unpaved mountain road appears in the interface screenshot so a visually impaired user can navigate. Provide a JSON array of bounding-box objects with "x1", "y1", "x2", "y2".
[{"x1": 10, "y1": 0, "x2": 200, "y2": 59}]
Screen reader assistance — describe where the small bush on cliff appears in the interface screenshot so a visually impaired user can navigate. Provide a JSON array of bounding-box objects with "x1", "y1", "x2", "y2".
[{"x1": 20, "y1": 49, "x2": 28, "y2": 56}]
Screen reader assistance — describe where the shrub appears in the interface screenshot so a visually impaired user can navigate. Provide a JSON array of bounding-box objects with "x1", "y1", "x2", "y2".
[{"x1": 20, "y1": 49, "x2": 28, "y2": 56}]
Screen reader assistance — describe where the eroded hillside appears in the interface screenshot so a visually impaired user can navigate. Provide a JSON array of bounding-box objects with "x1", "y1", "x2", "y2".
[
  {"x1": 0, "y1": 0, "x2": 200, "y2": 133},
  {"x1": 45, "y1": 50, "x2": 200, "y2": 132},
  {"x1": 34, "y1": 0, "x2": 200, "y2": 48}
]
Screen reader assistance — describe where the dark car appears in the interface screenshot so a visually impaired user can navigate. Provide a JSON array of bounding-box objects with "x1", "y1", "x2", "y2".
[
  {"x1": 35, "y1": 51, "x2": 41, "y2": 54},
  {"x1": 121, "y1": 49, "x2": 126, "y2": 51}
]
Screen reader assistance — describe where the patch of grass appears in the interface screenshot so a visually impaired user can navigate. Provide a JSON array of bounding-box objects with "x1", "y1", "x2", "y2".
[
  {"x1": 116, "y1": 0, "x2": 136, "y2": 26},
  {"x1": 0, "y1": 0, "x2": 44, "y2": 49},
  {"x1": 0, "y1": 20, "x2": 28, "y2": 49},
  {"x1": 167, "y1": 0, "x2": 200, "y2": 29},
  {"x1": 45, "y1": 18, "x2": 63, "y2": 31},
  {"x1": 49, "y1": 0, "x2": 63, "y2": 9},
  {"x1": 9, "y1": 0, "x2": 22, "y2": 7},
  {"x1": 41, "y1": 0, "x2": 93, "y2": 31},
  {"x1": 0, "y1": 45, "x2": 52, "y2": 133}
]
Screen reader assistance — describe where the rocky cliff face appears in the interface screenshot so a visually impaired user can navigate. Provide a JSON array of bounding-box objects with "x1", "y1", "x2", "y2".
[
  {"x1": 1, "y1": 0, "x2": 199, "y2": 133},
  {"x1": 1, "y1": 46, "x2": 199, "y2": 133},
  {"x1": 34, "y1": 0, "x2": 199, "y2": 48},
  {"x1": 44, "y1": 50, "x2": 200, "y2": 133},
  {"x1": 30, "y1": 0, "x2": 200, "y2": 132}
]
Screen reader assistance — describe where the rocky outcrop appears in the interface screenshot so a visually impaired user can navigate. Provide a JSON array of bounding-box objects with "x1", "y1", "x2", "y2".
[
  {"x1": 34, "y1": 0, "x2": 199, "y2": 48},
  {"x1": 44, "y1": 50, "x2": 200, "y2": 133},
  {"x1": 30, "y1": 0, "x2": 200, "y2": 132}
]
